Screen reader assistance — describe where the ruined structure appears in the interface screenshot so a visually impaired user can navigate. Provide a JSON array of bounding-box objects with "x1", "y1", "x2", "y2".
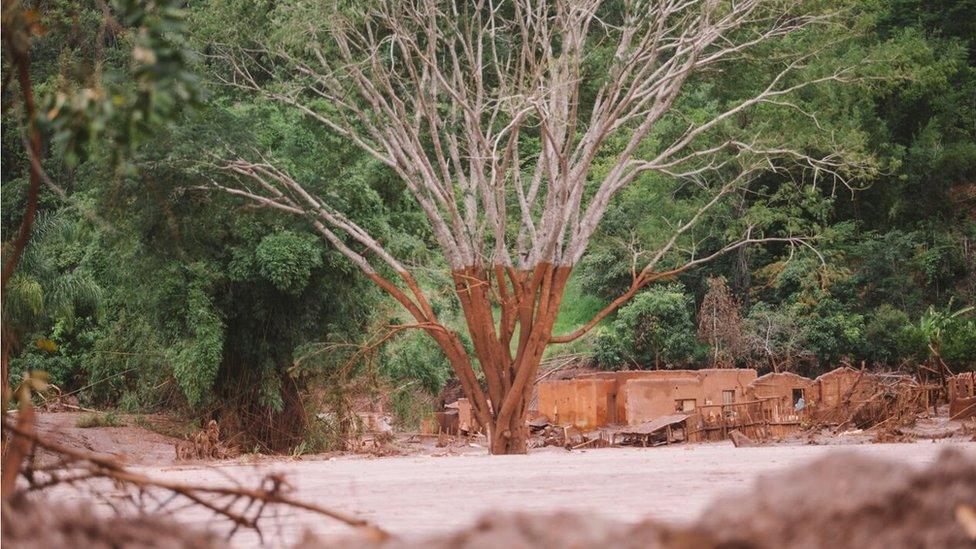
[
  {"x1": 949, "y1": 372, "x2": 976, "y2": 401},
  {"x1": 816, "y1": 367, "x2": 878, "y2": 407},
  {"x1": 535, "y1": 366, "x2": 932, "y2": 444},
  {"x1": 536, "y1": 369, "x2": 756, "y2": 430},
  {"x1": 535, "y1": 378, "x2": 617, "y2": 430},
  {"x1": 744, "y1": 372, "x2": 817, "y2": 418},
  {"x1": 948, "y1": 372, "x2": 976, "y2": 420},
  {"x1": 427, "y1": 398, "x2": 479, "y2": 435}
]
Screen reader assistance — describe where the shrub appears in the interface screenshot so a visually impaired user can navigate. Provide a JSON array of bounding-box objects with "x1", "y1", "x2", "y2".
[
  {"x1": 254, "y1": 231, "x2": 323, "y2": 295},
  {"x1": 76, "y1": 411, "x2": 126, "y2": 428},
  {"x1": 594, "y1": 284, "x2": 699, "y2": 369}
]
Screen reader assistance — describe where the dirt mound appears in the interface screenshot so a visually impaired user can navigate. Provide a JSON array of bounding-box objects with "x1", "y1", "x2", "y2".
[
  {"x1": 1, "y1": 498, "x2": 218, "y2": 549},
  {"x1": 306, "y1": 448, "x2": 975, "y2": 549},
  {"x1": 302, "y1": 513, "x2": 687, "y2": 549},
  {"x1": 30, "y1": 412, "x2": 185, "y2": 466},
  {"x1": 696, "y1": 448, "x2": 976, "y2": 548}
]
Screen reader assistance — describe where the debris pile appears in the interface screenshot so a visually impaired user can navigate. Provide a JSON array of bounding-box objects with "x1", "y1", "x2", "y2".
[
  {"x1": 811, "y1": 374, "x2": 931, "y2": 436},
  {"x1": 526, "y1": 420, "x2": 584, "y2": 449},
  {"x1": 610, "y1": 414, "x2": 690, "y2": 447},
  {"x1": 349, "y1": 412, "x2": 399, "y2": 455},
  {"x1": 316, "y1": 406, "x2": 401, "y2": 455},
  {"x1": 175, "y1": 420, "x2": 237, "y2": 461}
]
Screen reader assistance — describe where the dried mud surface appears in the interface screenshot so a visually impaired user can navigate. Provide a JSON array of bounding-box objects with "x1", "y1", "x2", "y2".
[
  {"x1": 9, "y1": 445, "x2": 974, "y2": 549},
  {"x1": 31, "y1": 438, "x2": 974, "y2": 547},
  {"x1": 299, "y1": 447, "x2": 976, "y2": 549}
]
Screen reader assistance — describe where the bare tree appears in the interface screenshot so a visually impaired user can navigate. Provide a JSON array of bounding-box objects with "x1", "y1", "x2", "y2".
[
  {"x1": 204, "y1": 0, "x2": 867, "y2": 453},
  {"x1": 698, "y1": 276, "x2": 744, "y2": 367},
  {"x1": 744, "y1": 302, "x2": 809, "y2": 373}
]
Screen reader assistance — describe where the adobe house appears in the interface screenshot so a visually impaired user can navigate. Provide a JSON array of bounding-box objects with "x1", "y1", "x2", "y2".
[
  {"x1": 948, "y1": 372, "x2": 976, "y2": 420},
  {"x1": 947, "y1": 372, "x2": 975, "y2": 401},
  {"x1": 535, "y1": 365, "x2": 938, "y2": 443},
  {"x1": 745, "y1": 372, "x2": 819, "y2": 422},
  {"x1": 536, "y1": 369, "x2": 757, "y2": 429},
  {"x1": 535, "y1": 367, "x2": 879, "y2": 432},
  {"x1": 815, "y1": 367, "x2": 878, "y2": 407},
  {"x1": 617, "y1": 369, "x2": 757, "y2": 424},
  {"x1": 535, "y1": 378, "x2": 616, "y2": 429}
]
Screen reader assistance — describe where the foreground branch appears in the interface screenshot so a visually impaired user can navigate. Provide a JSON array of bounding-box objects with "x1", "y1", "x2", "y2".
[{"x1": 1, "y1": 417, "x2": 388, "y2": 543}]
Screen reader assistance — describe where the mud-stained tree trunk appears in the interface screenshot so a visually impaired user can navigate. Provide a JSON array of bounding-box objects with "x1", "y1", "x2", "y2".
[
  {"x1": 439, "y1": 264, "x2": 571, "y2": 454},
  {"x1": 208, "y1": 0, "x2": 868, "y2": 453}
]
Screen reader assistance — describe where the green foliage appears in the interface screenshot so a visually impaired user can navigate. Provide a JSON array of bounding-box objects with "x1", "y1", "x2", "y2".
[
  {"x1": 4, "y1": 275, "x2": 45, "y2": 325},
  {"x1": 76, "y1": 411, "x2": 126, "y2": 428},
  {"x1": 570, "y1": 0, "x2": 974, "y2": 377},
  {"x1": 381, "y1": 331, "x2": 451, "y2": 396},
  {"x1": 387, "y1": 388, "x2": 436, "y2": 431},
  {"x1": 799, "y1": 298, "x2": 866, "y2": 366},
  {"x1": 42, "y1": 0, "x2": 202, "y2": 167},
  {"x1": 254, "y1": 231, "x2": 323, "y2": 295},
  {"x1": 4, "y1": 214, "x2": 104, "y2": 390},
  {"x1": 165, "y1": 268, "x2": 225, "y2": 407},
  {"x1": 941, "y1": 320, "x2": 976, "y2": 371},
  {"x1": 2, "y1": 215, "x2": 102, "y2": 329},
  {"x1": 906, "y1": 302, "x2": 976, "y2": 372},
  {"x1": 862, "y1": 305, "x2": 912, "y2": 365},
  {"x1": 551, "y1": 275, "x2": 606, "y2": 337},
  {"x1": 594, "y1": 285, "x2": 700, "y2": 370},
  {"x1": 742, "y1": 301, "x2": 807, "y2": 367}
]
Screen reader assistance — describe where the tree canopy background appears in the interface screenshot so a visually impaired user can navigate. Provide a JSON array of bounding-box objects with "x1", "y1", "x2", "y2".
[{"x1": 2, "y1": 0, "x2": 973, "y2": 452}]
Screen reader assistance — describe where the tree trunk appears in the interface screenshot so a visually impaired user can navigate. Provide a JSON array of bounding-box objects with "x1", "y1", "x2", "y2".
[
  {"x1": 435, "y1": 263, "x2": 570, "y2": 455},
  {"x1": 732, "y1": 193, "x2": 752, "y2": 309},
  {"x1": 488, "y1": 411, "x2": 529, "y2": 454}
]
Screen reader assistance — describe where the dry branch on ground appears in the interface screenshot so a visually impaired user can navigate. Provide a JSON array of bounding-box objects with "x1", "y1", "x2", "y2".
[{"x1": 1, "y1": 411, "x2": 387, "y2": 545}]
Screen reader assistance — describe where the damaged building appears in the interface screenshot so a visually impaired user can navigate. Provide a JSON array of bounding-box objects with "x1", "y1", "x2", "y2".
[
  {"x1": 534, "y1": 366, "x2": 929, "y2": 444},
  {"x1": 536, "y1": 369, "x2": 756, "y2": 429},
  {"x1": 948, "y1": 372, "x2": 976, "y2": 420}
]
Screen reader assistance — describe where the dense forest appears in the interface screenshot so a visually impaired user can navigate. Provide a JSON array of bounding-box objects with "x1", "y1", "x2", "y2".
[{"x1": 2, "y1": 0, "x2": 974, "y2": 452}]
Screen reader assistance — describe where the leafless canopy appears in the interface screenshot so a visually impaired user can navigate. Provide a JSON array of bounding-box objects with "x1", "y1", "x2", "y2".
[
  {"x1": 698, "y1": 276, "x2": 745, "y2": 367},
  {"x1": 204, "y1": 0, "x2": 869, "y2": 453}
]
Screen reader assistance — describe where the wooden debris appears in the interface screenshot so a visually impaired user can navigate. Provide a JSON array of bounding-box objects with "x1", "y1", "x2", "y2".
[
  {"x1": 729, "y1": 429, "x2": 758, "y2": 447},
  {"x1": 175, "y1": 420, "x2": 236, "y2": 460},
  {"x1": 949, "y1": 396, "x2": 976, "y2": 421}
]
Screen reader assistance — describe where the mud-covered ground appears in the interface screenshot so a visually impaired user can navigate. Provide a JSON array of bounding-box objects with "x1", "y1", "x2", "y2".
[
  {"x1": 36, "y1": 428, "x2": 974, "y2": 547},
  {"x1": 29, "y1": 404, "x2": 973, "y2": 465},
  {"x1": 30, "y1": 412, "x2": 188, "y2": 466},
  {"x1": 16, "y1": 411, "x2": 975, "y2": 547}
]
